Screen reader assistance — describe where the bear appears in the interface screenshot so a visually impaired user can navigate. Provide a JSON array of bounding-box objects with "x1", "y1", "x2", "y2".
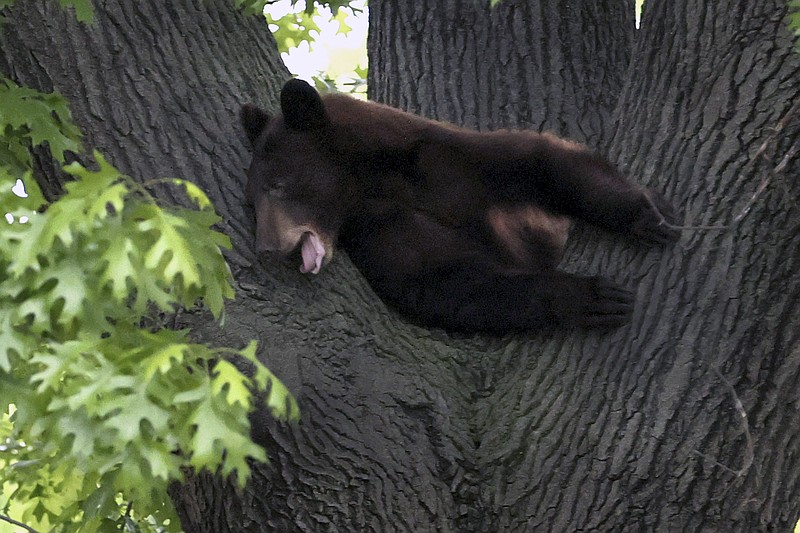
[{"x1": 240, "y1": 78, "x2": 680, "y2": 334}]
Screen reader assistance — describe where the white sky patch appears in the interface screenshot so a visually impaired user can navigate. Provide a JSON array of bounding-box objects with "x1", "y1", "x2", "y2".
[
  {"x1": 636, "y1": 0, "x2": 644, "y2": 29},
  {"x1": 12, "y1": 178, "x2": 28, "y2": 197},
  {"x1": 264, "y1": 0, "x2": 368, "y2": 88},
  {"x1": 5, "y1": 178, "x2": 35, "y2": 223}
]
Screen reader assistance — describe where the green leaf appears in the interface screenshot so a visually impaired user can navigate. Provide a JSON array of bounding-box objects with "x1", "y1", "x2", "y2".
[
  {"x1": 0, "y1": 168, "x2": 47, "y2": 214},
  {"x1": 141, "y1": 343, "x2": 188, "y2": 380},
  {"x1": 169, "y1": 178, "x2": 212, "y2": 209},
  {"x1": 239, "y1": 341, "x2": 300, "y2": 421},
  {"x1": 102, "y1": 390, "x2": 170, "y2": 442},
  {"x1": 57, "y1": 0, "x2": 95, "y2": 22},
  {"x1": 332, "y1": 8, "x2": 352, "y2": 34},
  {"x1": 37, "y1": 257, "x2": 89, "y2": 324},
  {"x1": 212, "y1": 359, "x2": 252, "y2": 409},
  {"x1": 188, "y1": 393, "x2": 266, "y2": 482},
  {"x1": 0, "y1": 312, "x2": 35, "y2": 371},
  {"x1": 267, "y1": 9, "x2": 322, "y2": 52},
  {"x1": 0, "y1": 137, "x2": 285, "y2": 528},
  {"x1": 29, "y1": 339, "x2": 93, "y2": 393},
  {"x1": 130, "y1": 266, "x2": 178, "y2": 313},
  {"x1": 0, "y1": 77, "x2": 82, "y2": 163},
  {"x1": 57, "y1": 410, "x2": 100, "y2": 460},
  {"x1": 134, "y1": 440, "x2": 181, "y2": 482},
  {"x1": 173, "y1": 383, "x2": 208, "y2": 404},
  {"x1": 137, "y1": 206, "x2": 201, "y2": 288},
  {"x1": 63, "y1": 151, "x2": 123, "y2": 199},
  {"x1": 98, "y1": 226, "x2": 138, "y2": 301}
]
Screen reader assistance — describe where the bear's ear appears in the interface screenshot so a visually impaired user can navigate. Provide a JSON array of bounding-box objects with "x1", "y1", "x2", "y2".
[
  {"x1": 241, "y1": 104, "x2": 271, "y2": 145},
  {"x1": 280, "y1": 78, "x2": 329, "y2": 132}
]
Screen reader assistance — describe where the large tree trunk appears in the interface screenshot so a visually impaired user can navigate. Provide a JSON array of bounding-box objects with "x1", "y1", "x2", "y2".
[
  {"x1": 2, "y1": 1, "x2": 479, "y2": 531},
  {"x1": 368, "y1": 0, "x2": 635, "y2": 145},
  {"x1": 369, "y1": 0, "x2": 800, "y2": 531},
  {"x1": 2, "y1": 0, "x2": 799, "y2": 532}
]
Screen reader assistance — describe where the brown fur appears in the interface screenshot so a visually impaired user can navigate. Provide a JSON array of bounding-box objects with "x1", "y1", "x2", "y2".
[{"x1": 240, "y1": 79, "x2": 680, "y2": 333}]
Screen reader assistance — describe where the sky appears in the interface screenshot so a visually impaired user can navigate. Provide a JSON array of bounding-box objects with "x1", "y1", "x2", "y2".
[
  {"x1": 264, "y1": 0, "x2": 645, "y2": 86},
  {"x1": 264, "y1": 0, "x2": 368, "y2": 90}
]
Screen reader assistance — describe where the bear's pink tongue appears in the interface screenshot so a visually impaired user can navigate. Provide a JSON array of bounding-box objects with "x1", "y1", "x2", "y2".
[{"x1": 300, "y1": 232, "x2": 325, "y2": 274}]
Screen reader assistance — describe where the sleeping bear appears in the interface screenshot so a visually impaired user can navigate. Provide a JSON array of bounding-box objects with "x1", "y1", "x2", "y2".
[{"x1": 241, "y1": 79, "x2": 679, "y2": 334}]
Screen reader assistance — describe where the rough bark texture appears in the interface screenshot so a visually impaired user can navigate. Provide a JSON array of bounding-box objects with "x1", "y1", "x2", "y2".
[
  {"x1": 0, "y1": 1, "x2": 288, "y2": 207},
  {"x1": 370, "y1": 0, "x2": 800, "y2": 531},
  {"x1": 1, "y1": 0, "x2": 799, "y2": 532},
  {"x1": 368, "y1": 0, "x2": 635, "y2": 145}
]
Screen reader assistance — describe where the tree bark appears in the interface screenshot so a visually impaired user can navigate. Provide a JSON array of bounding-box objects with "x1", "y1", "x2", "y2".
[
  {"x1": 2, "y1": 1, "x2": 479, "y2": 531},
  {"x1": 2, "y1": 0, "x2": 799, "y2": 532},
  {"x1": 369, "y1": 0, "x2": 800, "y2": 531},
  {"x1": 368, "y1": 0, "x2": 635, "y2": 145}
]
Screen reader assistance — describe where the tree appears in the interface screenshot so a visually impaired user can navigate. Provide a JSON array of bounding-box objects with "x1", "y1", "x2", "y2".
[
  {"x1": 1, "y1": 0, "x2": 799, "y2": 532},
  {"x1": 368, "y1": 1, "x2": 800, "y2": 531},
  {"x1": 0, "y1": 2, "x2": 298, "y2": 531}
]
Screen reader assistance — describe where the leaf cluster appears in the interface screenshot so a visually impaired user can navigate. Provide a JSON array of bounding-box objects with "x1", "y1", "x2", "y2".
[
  {"x1": 0, "y1": 0, "x2": 93, "y2": 26},
  {"x1": 260, "y1": 0, "x2": 361, "y2": 53},
  {"x1": 0, "y1": 78, "x2": 298, "y2": 532},
  {"x1": 0, "y1": 78, "x2": 81, "y2": 183},
  {"x1": 235, "y1": 0, "x2": 354, "y2": 17},
  {"x1": 790, "y1": 0, "x2": 800, "y2": 46}
]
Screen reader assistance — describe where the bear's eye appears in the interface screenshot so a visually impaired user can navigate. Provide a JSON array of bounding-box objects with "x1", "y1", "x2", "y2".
[{"x1": 264, "y1": 181, "x2": 286, "y2": 199}]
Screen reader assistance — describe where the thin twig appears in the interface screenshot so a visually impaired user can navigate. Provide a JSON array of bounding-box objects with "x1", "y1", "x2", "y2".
[
  {"x1": 644, "y1": 193, "x2": 729, "y2": 231},
  {"x1": 774, "y1": 141, "x2": 799, "y2": 174},
  {"x1": 0, "y1": 513, "x2": 42, "y2": 533},
  {"x1": 692, "y1": 365, "x2": 754, "y2": 478},
  {"x1": 657, "y1": 98, "x2": 800, "y2": 233},
  {"x1": 731, "y1": 98, "x2": 800, "y2": 225}
]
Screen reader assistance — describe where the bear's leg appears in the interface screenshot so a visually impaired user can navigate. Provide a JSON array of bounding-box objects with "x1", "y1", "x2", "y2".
[
  {"x1": 377, "y1": 266, "x2": 635, "y2": 333},
  {"x1": 484, "y1": 149, "x2": 681, "y2": 245},
  {"x1": 544, "y1": 153, "x2": 681, "y2": 244}
]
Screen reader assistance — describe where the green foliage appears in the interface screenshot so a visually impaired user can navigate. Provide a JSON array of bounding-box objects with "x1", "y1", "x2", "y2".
[
  {"x1": 56, "y1": 0, "x2": 94, "y2": 22},
  {"x1": 264, "y1": 0, "x2": 361, "y2": 53},
  {"x1": 0, "y1": 80, "x2": 298, "y2": 533},
  {"x1": 267, "y1": 6, "x2": 322, "y2": 52},
  {"x1": 1, "y1": 2, "x2": 302, "y2": 530},
  {"x1": 312, "y1": 63, "x2": 367, "y2": 94},
  {"x1": 235, "y1": 0, "x2": 353, "y2": 16},
  {"x1": 0, "y1": 77, "x2": 81, "y2": 178},
  {"x1": 262, "y1": 1, "x2": 367, "y2": 96},
  {"x1": 790, "y1": 0, "x2": 800, "y2": 44},
  {"x1": 0, "y1": 0, "x2": 94, "y2": 25}
]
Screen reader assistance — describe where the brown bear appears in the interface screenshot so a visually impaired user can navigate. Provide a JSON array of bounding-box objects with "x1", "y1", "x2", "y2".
[{"x1": 240, "y1": 78, "x2": 679, "y2": 334}]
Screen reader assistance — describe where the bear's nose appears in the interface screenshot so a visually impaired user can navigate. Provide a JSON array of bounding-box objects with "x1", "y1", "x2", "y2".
[
  {"x1": 256, "y1": 244, "x2": 283, "y2": 271},
  {"x1": 255, "y1": 240, "x2": 283, "y2": 269},
  {"x1": 254, "y1": 215, "x2": 284, "y2": 257},
  {"x1": 255, "y1": 239, "x2": 279, "y2": 255}
]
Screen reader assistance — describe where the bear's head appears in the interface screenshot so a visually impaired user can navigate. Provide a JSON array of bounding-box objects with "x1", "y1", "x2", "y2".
[{"x1": 241, "y1": 79, "x2": 354, "y2": 274}]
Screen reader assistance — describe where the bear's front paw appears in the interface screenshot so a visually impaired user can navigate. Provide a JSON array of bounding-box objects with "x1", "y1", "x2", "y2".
[
  {"x1": 631, "y1": 190, "x2": 681, "y2": 245},
  {"x1": 576, "y1": 277, "x2": 635, "y2": 329}
]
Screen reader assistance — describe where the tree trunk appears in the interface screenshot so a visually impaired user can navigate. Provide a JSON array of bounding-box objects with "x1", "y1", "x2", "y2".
[
  {"x1": 2, "y1": 0, "x2": 799, "y2": 532},
  {"x1": 369, "y1": 0, "x2": 800, "y2": 531},
  {"x1": 368, "y1": 0, "x2": 635, "y2": 146}
]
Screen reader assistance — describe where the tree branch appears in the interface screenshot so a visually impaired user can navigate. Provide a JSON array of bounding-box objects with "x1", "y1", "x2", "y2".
[
  {"x1": 0, "y1": 513, "x2": 41, "y2": 533},
  {"x1": 648, "y1": 98, "x2": 800, "y2": 234},
  {"x1": 692, "y1": 365, "x2": 755, "y2": 478}
]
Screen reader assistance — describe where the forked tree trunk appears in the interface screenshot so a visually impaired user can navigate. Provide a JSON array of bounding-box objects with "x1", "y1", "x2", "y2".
[
  {"x1": 369, "y1": 0, "x2": 800, "y2": 531},
  {"x1": 2, "y1": 0, "x2": 799, "y2": 531}
]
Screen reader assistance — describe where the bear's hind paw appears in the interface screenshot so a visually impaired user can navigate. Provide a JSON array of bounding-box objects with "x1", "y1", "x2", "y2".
[
  {"x1": 632, "y1": 191, "x2": 682, "y2": 245},
  {"x1": 576, "y1": 277, "x2": 635, "y2": 329}
]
